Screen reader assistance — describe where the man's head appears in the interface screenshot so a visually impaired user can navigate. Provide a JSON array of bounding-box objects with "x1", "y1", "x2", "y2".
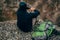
[{"x1": 19, "y1": 2, "x2": 30, "y2": 9}]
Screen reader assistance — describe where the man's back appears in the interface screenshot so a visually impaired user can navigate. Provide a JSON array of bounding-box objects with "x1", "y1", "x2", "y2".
[{"x1": 17, "y1": 10, "x2": 32, "y2": 32}]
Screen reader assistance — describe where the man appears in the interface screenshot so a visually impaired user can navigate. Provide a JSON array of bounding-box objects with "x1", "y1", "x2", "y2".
[{"x1": 17, "y1": 2, "x2": 40, "y2": 32}]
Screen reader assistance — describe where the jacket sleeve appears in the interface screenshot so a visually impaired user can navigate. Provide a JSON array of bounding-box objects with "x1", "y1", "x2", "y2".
[{"x1": 30, "y1": 10, "x2": 40, "y2": 18}]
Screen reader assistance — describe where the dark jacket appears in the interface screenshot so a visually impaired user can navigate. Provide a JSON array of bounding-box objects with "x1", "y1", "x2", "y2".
[{"x1": 17, "y1": 2, "x2": 40, "y2": 32}]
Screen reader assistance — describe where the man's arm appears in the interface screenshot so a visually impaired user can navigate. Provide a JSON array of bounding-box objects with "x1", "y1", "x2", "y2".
[{"x1": 30, "y1": 7, "x2": 40, "y2": 18}]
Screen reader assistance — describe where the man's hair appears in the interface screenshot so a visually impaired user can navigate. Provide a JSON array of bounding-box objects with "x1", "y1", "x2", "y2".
[{"x1": 19, "y1": 2, "x2": 30, "y2": 9}]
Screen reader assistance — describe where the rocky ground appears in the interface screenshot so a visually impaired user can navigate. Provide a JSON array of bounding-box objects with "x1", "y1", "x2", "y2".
[
  {"x1": 0, "y1": 20, "x2": 32, "y2": 40},
  {"x1": 0, "y1": 20, "x2": 60, "y2": 40}
]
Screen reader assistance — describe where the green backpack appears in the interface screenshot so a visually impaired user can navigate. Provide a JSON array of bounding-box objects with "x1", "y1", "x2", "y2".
[{"x1": 32, "y1": 21, "x2": 55, "y2": 38}]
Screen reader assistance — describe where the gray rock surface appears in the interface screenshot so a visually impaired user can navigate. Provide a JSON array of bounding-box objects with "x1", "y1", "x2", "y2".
[{"x1": 0, "y1": 20, "x2": 32, "y2": 40}]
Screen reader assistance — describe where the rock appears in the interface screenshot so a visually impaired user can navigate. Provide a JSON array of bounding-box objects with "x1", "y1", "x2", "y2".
[{"x1": 0, "y1": 20, "x2": 32, "y2": 40}]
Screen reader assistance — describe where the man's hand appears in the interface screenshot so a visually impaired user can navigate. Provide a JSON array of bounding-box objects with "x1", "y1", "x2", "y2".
[{"x1": 30, "y1": 7, "x2": 35, "y2": 11}]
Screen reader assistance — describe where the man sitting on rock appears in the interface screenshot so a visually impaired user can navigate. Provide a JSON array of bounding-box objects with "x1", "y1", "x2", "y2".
[{"x1": 16, "y1": 2, "x2": 40, "y2": 32}]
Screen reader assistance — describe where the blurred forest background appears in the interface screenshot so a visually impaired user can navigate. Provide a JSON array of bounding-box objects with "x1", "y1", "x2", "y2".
[{"x1": 0, "y1": 0, "x2": 60, "y2": 26}]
